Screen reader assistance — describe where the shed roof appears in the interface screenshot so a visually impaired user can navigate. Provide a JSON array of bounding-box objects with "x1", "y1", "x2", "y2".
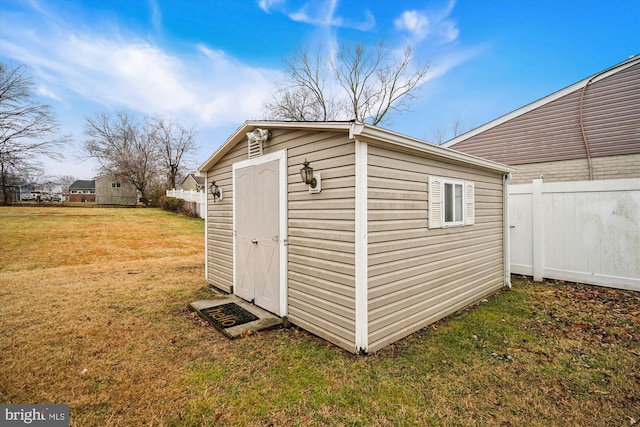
[
  {"x1": 199, "y1": 121, "x2": 515, "y2": 174},
  {"x1": 442, "y1": 55, "x2": 639, "y2": 149},
  {"x1": 69, "y1": 180, "x2": 95, "y2": 189}
]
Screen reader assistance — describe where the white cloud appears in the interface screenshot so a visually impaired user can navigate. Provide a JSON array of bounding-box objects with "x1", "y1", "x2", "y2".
[
  {"x1": 36, "y1": 85, "x2": 60, "y2": 101},
  {"x1": 0, "y1": 18, "x2": 279, "y2": 128},
  {"x1": 280, "y1": 0, "x2": 375, "y2": 30},
  {"x1": 394, "y1": 0, "x2": 459, "y2": 44},
  {"x1": 425, "y1": 47, "x2": 484, "y2": 81},
  {"x1": 257, "y1": 0, "x2": 285, "y2": 13},
  {"x1": 149, "y1": 0, "x2": 162, "y2": 34},
  {"x1": 394, "y1": 11, "x2": 430, "y2": 41}
]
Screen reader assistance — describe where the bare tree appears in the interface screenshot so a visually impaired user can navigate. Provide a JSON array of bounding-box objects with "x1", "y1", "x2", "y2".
[
  {"x1": 52, "y1": 174, "x2": 77, "y2": 198},
  {"x1": 0, "y1": 62, "x2": 70, "y2": 204},
  {"x1": 264, "y1": 46, "x2": 340, "y2": 121},
  {"x1": 151, "y1": 116, "x2": 197, "y2": 189},
  {"x1": 263, "y1": 41, "x2": 429, "y2": 126},
  {"x1": 431, "y1": 115, "x2": 469, "y2": 145},
  {"x1": 334, "y1": 42, "x2": 429, "y2": 125},
  {"x1": 55, "y1": 175, "x2": 77, "y2": 189},
  {"x1": 83, "y1": 111, "x2": 160, "y2": 204}
]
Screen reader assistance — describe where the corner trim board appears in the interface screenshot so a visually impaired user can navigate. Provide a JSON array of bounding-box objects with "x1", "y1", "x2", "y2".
[
  {"x1": 204, "y1": 174, "x2": 209, "y2": 281},
  {"x1": 355, "y1": 139, "x2": 368, "y2": 352}
]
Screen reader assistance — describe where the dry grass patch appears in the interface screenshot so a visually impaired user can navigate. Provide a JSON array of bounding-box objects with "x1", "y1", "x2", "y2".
[{"x1": 1, "y1": 207, "x2": 638, "y2": 426}]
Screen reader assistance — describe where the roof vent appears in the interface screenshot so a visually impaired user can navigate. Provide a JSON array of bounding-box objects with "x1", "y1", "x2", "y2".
[{"x1": 246, "y1": 128, "x2": 271, "y2": 158}]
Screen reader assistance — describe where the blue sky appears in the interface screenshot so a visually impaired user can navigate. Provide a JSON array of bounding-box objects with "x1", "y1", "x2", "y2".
[{"x1": 1, "y1": 0, "x2": 638, "y2": 179}]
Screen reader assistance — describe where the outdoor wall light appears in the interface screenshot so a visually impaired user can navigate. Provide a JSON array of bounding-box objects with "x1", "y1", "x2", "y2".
[
  {"x1": 210, "y1": 180, "x2": 223, "y2": 201},
  {"x1": 300, "y1": 160, "x2": 321, "y2": 193},
  {"x1": 300, "y1": 160, "x2": 316, "y2": 187},
  {"x1": 247, "y1": 128, "x2": 271, "y2": 144}
]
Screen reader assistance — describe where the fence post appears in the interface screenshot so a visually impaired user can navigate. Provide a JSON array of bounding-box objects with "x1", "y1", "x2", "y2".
[{"x1": 532, "y1": 178, "x2": 544, "y2": 281}]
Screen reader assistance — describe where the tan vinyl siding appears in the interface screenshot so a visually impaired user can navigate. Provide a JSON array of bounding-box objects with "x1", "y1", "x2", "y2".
[
  {"x1": 286, "y1": 132, "x2": 357, "y2": 352},
  {"x1": 206, "y1": 141, "x2": 245, "y2": 292},
  {"x1": 451, "y1": 62, "x2": 640, "y2": 166},
  {"x1": 366, "y1": 144, "x2": 505, "y2": 353},
  {"x1": 205, "y1": 128, "x2": 357, "y2": 351}
]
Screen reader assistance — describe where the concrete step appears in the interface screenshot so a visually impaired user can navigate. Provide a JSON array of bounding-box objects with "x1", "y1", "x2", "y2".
[{"x1": 189, "y1": 297, "x2": 283, "y2": 338}]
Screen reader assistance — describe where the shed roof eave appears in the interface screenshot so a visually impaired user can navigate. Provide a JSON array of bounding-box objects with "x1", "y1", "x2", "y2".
[
  {"x1": 198, "y1": 120, "x2": 515, "y2": 175},
  {"x1": 198, "y1": 120, "x2": 355, "y2": 172},
  {"x1": 354, "y1": 123, "x2": 516, "y2": 174}
]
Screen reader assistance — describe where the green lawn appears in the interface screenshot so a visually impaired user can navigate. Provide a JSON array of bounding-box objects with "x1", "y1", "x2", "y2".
[{"x1": 1, "y1": 206, "x2": 638, "y2": 426}]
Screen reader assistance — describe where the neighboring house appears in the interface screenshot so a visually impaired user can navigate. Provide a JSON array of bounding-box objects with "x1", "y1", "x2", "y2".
[
  {"x1": 68, "y1": 180, "x2": 96, "y2": 202},
  {"x1": 442, "y1": 55, "x2": 640, "y2": 184},
  {"x1": 95, "y1": 175, "x2": 138, "y2": 206},
  {"x1": 181, "y1": 173, "x2": 205, "y2": 191},
  {"x1": 0, "y1": 185, "x2": 18, "y2": 204},
  {"x1": 199, "y1": 121, "x2": 515, "y2": 353},
  {"x1": 19, "y1": 187, "x2": 33, "y2": 201}
]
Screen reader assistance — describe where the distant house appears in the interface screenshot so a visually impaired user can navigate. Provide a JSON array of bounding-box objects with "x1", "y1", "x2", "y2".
[
  {"x1": 68, "y1": 180, "x2": 96, "y2": 202},
  {"x1": 442, "y1": 55, "x2": 640, "y2": 184},
  {"x1": 0, "y1": 185, "x2": 19, "y2": 204},
  {"x1": 95, "y1": 175, "x2": 138, "y2": 206},
  {"x1": 180, "y1": 173, "x2": 205, "y2": 192},
  {"x1": 19, "y1": 187, "x2": 33, "y2": 201}
]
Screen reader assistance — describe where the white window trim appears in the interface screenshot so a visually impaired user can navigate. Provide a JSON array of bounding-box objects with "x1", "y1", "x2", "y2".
[
  {"x1": 231, "y1": 149, "x2": 288, "y2": 317},
  {"x1": 442, "y1": 178, "x2": 465, "y2": 227},
  {"x1": 428, "y1": 176, "x2": 475, "y2": 229}
]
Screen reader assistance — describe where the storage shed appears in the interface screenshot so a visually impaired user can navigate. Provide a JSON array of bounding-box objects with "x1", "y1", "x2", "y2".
[{"x1": 199, "y1": 121, "x2": 516, "y2": 353}]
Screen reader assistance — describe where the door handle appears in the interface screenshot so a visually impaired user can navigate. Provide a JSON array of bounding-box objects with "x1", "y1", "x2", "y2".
[{"x1": 252, "y1": 239, "x2": 258, "y2": 245}]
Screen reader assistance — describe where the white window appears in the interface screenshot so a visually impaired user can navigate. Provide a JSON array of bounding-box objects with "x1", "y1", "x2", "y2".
[
  {"x1": 112, "y1": 182, "x2": 121, "y2": 188},
  {"x1": 444, "y1": 179, "x2": 464, "y2": 225},
  {"x1": 428, "y1": 176, "x2": 475, "y2": 229}
]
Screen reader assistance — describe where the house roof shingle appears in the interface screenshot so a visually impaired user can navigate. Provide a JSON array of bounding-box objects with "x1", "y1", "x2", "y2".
[{"x1": 69, "y1": 180, "x2": 95, "y2": 190}]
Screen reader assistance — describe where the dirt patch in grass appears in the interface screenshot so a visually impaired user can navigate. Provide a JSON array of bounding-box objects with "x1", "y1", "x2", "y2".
[{"x1": 1, "y1": 207, "x2": 638, "y2": 426}]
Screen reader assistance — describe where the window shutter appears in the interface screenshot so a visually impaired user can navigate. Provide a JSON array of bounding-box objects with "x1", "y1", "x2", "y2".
[
  {"x1": 465, "y1": 181, "x2": 475, "y2": 225},
  {"x1": 428, "y1": 176, "x2": 442, "y2": 229}
]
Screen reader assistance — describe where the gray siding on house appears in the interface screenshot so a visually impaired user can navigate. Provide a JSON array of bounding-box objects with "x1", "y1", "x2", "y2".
[
  {"x1": 508, "y1": 153, "x2": 640, "y2": 184},
  {"x1": 95, "y1": 176, "x2": 137, "y2": 205},
  {"x1": 181, "y1": 174, "x2": 204, "y2": 191},
  {"x1": 205, "y1": 128, "x2": 357, "y2": 351},
  {"x1": 366, "y1": 144, "x2": 505, "y2": 352},
  {"x1": 450, "y1": 61, "x2": 640, "y2": 167}
]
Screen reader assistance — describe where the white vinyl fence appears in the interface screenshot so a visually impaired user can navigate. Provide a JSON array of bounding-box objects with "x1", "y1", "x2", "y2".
[
  {"x1": 166, "y1": 189, "x2": 206, "y2": 218},
  {"x1": 509, "y1": 178, "x2": 639, "y2": 291}
]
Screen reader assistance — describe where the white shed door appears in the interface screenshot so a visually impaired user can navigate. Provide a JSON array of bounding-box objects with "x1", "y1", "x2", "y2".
[{"x1": 234, "y1": 159, "x2": 280, "y2": 314}]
